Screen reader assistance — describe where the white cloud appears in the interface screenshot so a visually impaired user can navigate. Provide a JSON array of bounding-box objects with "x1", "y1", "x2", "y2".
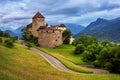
[{"x1": 0, "y1": 0, "x2": 120, "y2": 29}]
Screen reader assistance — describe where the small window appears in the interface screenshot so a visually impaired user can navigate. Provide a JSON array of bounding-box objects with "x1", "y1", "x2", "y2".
[
  {"x1": 58, "y1": 36, "x2": 60, "y2": 38},
  {"x1": 56, "y1": 39, "x2": 58, "y2": 41}
]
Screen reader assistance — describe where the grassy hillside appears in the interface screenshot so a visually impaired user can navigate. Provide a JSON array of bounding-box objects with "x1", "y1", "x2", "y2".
[
  {"x1": 0, "y1": 43, "x2": 120, "y2": 80},
  {"x1": 38, "y1": 45, "x2": 93, "y2": 73}
]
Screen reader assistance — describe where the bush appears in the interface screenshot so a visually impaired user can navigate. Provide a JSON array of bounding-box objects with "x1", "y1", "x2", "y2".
[
  {"x1": 10, "y1": 36, "x2": 18, "y2": 42},
  {"x1": 74, "y1": 44, "x2": 85, "y2": 55},
  {"x1": 4, "y1": 39, "x2": 14, "y2": 48},
  {"x1": 28, "y1": 35, "x2": 39, "y2": 46},
  {"x1": 26, "y1": 42, "x2": 32, "y2": 49}
]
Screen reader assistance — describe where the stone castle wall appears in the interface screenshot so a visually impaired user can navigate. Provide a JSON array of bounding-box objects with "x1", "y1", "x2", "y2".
[
  {"x1": 27, "y1": 12, "x2": 67, "y2": 48},
  {"x1": 38, "y1": 29, "x2": 63, "y2": 48},
  {"x1": 32, "y1": 18, "x2": 45, "y2": 37}
]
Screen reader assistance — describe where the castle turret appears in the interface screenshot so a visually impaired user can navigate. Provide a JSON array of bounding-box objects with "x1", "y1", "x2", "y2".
[{"x1": 32, "y1": 12, "x2": 45, "y2": 37}]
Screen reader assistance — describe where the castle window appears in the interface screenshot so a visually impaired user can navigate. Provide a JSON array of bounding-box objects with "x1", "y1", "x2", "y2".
[
  {"x1": 56, "y1": 39, "x2": 58, "y2": 41},
  {"x1": 46, "y1": 30, "x2": 48, "y2": 33},
  {"x1": 58, "y1": 36, "x2": 60, "y2": 38},
  {"x1": 53, "y1": 30, "x2": 54, "y2": 33}
]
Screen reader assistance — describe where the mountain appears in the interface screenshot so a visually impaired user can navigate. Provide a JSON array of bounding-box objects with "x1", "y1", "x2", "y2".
[
  {"x1": 75, "y1": 17, "x2": 120, "y2": 42},
  {"x1": 3, "y1": 26, "x2": 25, "y2": 38},
  {"x1": 65, "y1": 23, "x2": 85, "y2": 35},
  {"x1": 13, "y1": 26, "x2": 25, "y2": 38},
  {"x1": 14, "y1": 26, "x2": 25, "y2": 33},
  {"x1": 0, "y1": 27, "x2": 14, "y2": 31},
  {"x1": 5, "y1": 30, "x2": 17, "y2": 37},
  {"x1": 0, "y1": 26, "x2": 25, "y2": 38}
]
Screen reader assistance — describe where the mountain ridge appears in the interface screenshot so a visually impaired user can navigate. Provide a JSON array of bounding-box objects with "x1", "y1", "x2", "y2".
[
  {"x1": 75, "y1": 17, "x2": 120, "y2": 42},
  {"x1": 65, "y1": 23, "x2": 85, "y2": 35}
]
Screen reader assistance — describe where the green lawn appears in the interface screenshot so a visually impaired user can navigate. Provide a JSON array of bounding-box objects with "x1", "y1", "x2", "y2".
[
  {"x1": 40, "y1": 44, "x2": 84, "y2": 64},
  {"x1": 38, "y1": 44, "x2": 93, "y2": 73},
  {"x1": 0, "y1": 42, "x2": 120, "y2": 80}
]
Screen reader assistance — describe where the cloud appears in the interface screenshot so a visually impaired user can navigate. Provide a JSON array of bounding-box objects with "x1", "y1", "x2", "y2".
[{"x1": 0, "y1": 0, "x2": 120, "y2": 29}]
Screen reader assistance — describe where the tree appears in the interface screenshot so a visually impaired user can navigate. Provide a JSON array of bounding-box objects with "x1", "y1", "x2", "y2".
[
  {"x1": 100, "y1": 39, "x2": 111, "y2": 47},
  {"x1": 21, "y1": 27, "x2": 30, "y2": 40},
  {"x1": 28, "y1": 35, "x2": 38, "y2": 46},
  {"x1": 3, "y1": 32, "x2": 10, "y2": 37},
  {"x1": 62, "y1": 29, "x2": 71, "y2": 44},
  {"x1": 95, "y1": 46, "x2": 120, "y2": 73},
  {"x1": 0, "y1": 38, "x2": 2, "y2": 43},
  {"x1": 0, "y1": 30, "x2": 3, "y2": 36},
  {"x1": 72, "y1": 35, "x2": 98, "y2": 46},
  {"x1": 0, "y1": 30, "x2": 10, "y2": 37},
  {"x1": 73, "y1": 35, "x2": 120, "y2": 73}
]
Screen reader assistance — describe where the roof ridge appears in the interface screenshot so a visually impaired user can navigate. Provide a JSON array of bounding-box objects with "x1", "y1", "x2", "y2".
[{"x1": 32, "y1": 12, "x2": 45, "y2": 19}]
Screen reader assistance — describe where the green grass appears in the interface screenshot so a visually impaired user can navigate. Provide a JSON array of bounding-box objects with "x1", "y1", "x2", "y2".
[
  {"x1": 42, "y1": 44, "x2": 84, "y2": 64},
  {"x1": 0, "y1": 42, "x2": 120, "y2": 80},
  {"x1": 38, "y1": 44, "x2": 92, "y2": 73}
]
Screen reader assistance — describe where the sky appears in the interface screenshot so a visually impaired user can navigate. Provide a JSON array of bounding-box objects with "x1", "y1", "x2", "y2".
[{"x1": 0, "y1": 0, "x2": 120, "y2": 29}]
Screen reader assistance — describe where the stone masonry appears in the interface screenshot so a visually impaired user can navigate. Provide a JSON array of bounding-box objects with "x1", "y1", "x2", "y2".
[{"x1": 27, "y1": 12, "x2": 66, "y2": 48}]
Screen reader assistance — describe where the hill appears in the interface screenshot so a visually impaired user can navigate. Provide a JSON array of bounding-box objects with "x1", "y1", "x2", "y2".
[
  {"x1": 0, "y1": 41, "x2": 120, "y2": 80},
  {"x1": 65, "y1": 23, "x2": 85, "y2": 35},
  {"x1": 75, "y1": 17, "x2": 120, "y2": 42}
]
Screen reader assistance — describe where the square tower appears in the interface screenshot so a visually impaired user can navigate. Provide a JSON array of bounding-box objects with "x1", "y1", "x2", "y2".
[{"x1": 32, "y1": 12, "x2": 45, "y2": 37}]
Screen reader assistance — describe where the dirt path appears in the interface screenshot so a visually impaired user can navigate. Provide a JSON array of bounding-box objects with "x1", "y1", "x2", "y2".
[
  {"x1": 81, "y1": 65, "x2": 109, "y2": 74},
  {"x1": 19, "y1": 40, "x2": 74, "y2": 73},
  {"x1": 30, "y1": 48, "x2": 76, "y2": 73},
  {"x1": 93, "y1": 69, "x2": 109, "y2": 74}
]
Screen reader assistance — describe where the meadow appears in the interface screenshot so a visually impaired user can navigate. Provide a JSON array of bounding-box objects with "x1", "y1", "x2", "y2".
[
  {"x1": 0, "y1": 42, "x2": 120, "y2": 80},
  {"x1": 38, "y1": 44, "x2": 93, "y2": 73}
]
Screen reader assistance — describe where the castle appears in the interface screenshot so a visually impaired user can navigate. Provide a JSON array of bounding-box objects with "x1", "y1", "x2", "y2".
[{"x1": 27, "y1": 12, "x2": 66, "y2": 48}]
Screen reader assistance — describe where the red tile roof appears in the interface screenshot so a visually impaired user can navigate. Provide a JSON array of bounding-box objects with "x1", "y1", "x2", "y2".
[{"x1": 32, "y1": 12, "x2": 45, "y2": 19}]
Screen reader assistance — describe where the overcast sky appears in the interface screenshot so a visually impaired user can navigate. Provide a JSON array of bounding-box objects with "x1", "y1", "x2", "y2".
[{"x1": 0, "y1": 0, "x2": 120, "y2": 29}]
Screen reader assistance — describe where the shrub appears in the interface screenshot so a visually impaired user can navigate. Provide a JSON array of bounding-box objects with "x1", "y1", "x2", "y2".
[
  {"x1": 26, "y1": 42, "x2": 32, "y2": 49},
  {"x1": 28, "y1": 35, "x2": 39, "y2": 46},
  {"x1": 4, "y1": 39, "x2": 14, "y2": 48},
  {"x1": 74, "y1": 44, "x2": 85, "y2": 54},
  {"x1": 10, "y1": 36, "x2": 18, "y2": 42}
]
